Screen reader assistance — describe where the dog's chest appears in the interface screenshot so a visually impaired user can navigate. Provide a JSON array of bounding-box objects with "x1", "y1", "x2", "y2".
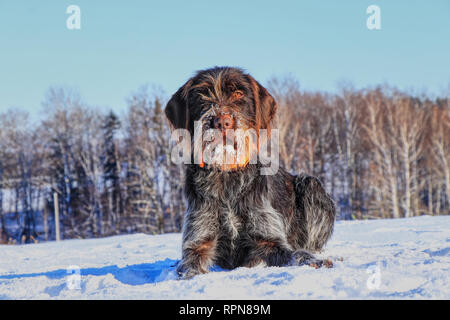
[
  {"x1": 216, "y1": 204, "x2": 247, "y2": 268},
  {"x1": 220, "y1": 205, "x2": 244, "y2": 241}
]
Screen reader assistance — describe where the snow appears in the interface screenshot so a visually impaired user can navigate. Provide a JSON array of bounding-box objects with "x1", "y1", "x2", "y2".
[{"x1": 0, "y1": 215, "x2": 449, "y2": 299}]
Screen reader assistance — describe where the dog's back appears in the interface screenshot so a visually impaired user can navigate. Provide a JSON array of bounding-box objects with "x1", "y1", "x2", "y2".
[{"x1": 292, "y1": 174, "x2": 336, "y2": 252}]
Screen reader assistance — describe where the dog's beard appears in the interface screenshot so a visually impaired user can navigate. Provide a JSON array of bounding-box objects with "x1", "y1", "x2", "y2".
[
  {"x1": 194, "y1": 128, "x2": 256, "y2": 171},
  {"x1": 205, "y1": 141, "x2": 237, "y2": 168},
  {"x1": 192, "y1": 108, "x2": 258, "y2": 171},
  {"x1": 198, "y1": 135, "x2": 244, "y2": 171}
]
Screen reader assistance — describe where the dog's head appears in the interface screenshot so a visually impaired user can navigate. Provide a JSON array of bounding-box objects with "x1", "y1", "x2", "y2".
[{"x1": 165, "y1": 66, "x2": 277, "y2": 171}]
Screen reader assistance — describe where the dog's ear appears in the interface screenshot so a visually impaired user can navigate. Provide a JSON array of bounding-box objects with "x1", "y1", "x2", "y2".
[
  {"x1": 165, "y1": 80, "x2": 192, "y2": 130},
  {"x1": 248, "y1": 76, "x2": 277, "y2": 130}
]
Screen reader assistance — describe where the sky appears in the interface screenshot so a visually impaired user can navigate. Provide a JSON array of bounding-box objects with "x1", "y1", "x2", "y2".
[{"x1": 0, "y1": 0, "x2": 449, "y2": 120}]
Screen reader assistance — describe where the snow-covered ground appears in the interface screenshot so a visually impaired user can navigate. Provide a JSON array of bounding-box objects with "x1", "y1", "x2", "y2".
[{"x1": 0, "y1": 215, "x2": 449, "y2": 299}]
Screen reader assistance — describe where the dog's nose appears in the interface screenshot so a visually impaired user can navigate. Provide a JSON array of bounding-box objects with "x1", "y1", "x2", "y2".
[{"x1": 214, "y1": 114, "x2": 234, "y2": 130}]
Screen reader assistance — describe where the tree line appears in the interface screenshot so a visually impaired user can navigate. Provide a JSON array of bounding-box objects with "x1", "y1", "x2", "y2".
[{"x1": 0, "y1": 79, "x2": 448, "y2": 243}]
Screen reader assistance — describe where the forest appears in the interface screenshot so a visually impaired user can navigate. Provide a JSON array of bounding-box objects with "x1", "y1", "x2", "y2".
[{"x1": 0, "y1": 78, "x2": 449, "y2": 243}]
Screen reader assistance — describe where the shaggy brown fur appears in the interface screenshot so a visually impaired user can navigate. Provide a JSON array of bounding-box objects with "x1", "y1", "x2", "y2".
[{"x1": 165, "y1": 66, "x2": 336, "y2": 279}]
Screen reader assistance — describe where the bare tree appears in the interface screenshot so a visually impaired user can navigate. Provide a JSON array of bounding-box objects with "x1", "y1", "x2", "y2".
[
  {"x1": 430, "y1": 101, "x2": 450, "y2": 213},
  {"x1": 363, "y1": 91, "x2": 401, "y2": 218}
]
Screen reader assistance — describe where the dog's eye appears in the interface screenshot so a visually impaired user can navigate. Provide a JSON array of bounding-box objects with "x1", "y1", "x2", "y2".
[{"x1": 232, "y1": 90, "x2": 244, "y2": 99}]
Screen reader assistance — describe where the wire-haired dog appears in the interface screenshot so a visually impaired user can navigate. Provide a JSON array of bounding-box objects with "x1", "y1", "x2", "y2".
[{"x1": 165, "y1": 66, "x2": 336, "y2": 279}]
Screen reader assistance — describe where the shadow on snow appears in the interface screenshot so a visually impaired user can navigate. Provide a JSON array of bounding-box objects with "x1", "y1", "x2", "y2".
[{"x1": 0, "y1": 258, "x2": 180, "y2": 285}]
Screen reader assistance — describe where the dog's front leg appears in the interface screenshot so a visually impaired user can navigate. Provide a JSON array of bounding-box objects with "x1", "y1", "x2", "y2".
[
  {"x1": 242, "y1": 202, "x2": 295, "y2": 267},
  {"x1": 176, "y1": 206, "x2": 219, "y2": 279},
  {"x1": 243, "y1": 240, "x2": 333, "y2": 269},
  {"x1": 290, "y1": 249, "x2": 333, "y2": 268},
  {"x1": 243, "y1": 238, "x2": 294, "y2": 267},
  {"x1": 176, "y1": 239, "x2": 217, "y2": 279}
]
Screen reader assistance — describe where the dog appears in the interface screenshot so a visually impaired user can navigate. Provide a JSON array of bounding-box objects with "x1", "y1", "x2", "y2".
[{"x1": 165, "y1": 66, "x2": 336, "y2": 279}]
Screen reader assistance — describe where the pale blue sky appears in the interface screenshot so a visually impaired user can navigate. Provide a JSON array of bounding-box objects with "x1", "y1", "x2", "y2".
[{"x1": 0, "y1": 0, "x2": 449, "y2": 119}]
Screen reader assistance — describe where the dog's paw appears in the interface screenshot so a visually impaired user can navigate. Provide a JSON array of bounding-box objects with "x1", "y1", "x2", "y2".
[
  {"x1": 176, "y1": 263, "x2": 202, "y2": 280},
  {"x1": 308, "y1": 258, "x2": 333, "y2": 269},
  {"x1": 179, "y1": 271, "x2": 199, "y2": 280},
  {"x1": 290, "y1": 250, "x2": 333, "y2": 269}
]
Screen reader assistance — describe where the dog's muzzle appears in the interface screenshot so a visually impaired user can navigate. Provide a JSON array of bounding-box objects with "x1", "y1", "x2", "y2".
[{"x1": 213, "y1": 113, "x2": 234, "y2": 130}]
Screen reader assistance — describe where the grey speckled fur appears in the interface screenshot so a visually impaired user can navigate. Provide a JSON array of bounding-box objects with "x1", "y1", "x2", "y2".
[{"x1": 165, "y1": 67, "x2": 336, "y2": 279}]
